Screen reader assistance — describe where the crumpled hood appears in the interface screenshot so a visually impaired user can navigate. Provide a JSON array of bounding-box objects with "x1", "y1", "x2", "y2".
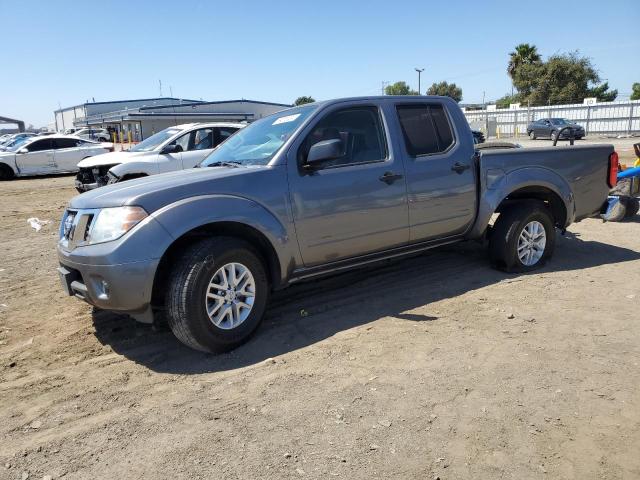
[
  {"x1": 77, "y1": 150, "x2": 154, "y2": 168},
  {"x1": 68, "y1": 166, "x2": 272, "y2": 213}
]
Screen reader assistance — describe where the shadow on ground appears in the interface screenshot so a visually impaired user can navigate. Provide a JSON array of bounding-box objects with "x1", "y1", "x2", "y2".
[{"x1": 92, "y1": 233, "x2": 640, "y2": 374}]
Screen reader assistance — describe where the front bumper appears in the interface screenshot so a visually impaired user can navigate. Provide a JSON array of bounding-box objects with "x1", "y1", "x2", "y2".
[
  {"x1": 75, "y1": 166, "x2": 116, "y2": 191},
  {"x1": 57, "y1": 255, "x2": 159, "y2": 314},
  {"x1": 558, "y1": 130, "x2": 584, "y2": 139},
  {"x1": 56, "y1": 212, "x2": 172, "y2": 318}
]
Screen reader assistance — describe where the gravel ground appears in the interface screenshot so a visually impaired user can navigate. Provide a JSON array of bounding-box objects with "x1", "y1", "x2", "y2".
[{"x1": 1, "y1": 169, "x2": 639, "y2": 480}]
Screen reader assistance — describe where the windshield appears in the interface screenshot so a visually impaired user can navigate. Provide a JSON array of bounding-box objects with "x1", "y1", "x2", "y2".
[
  {"x1": 200, "y1": 105, "x2": 317, "y2": 167},
  {"x1": 130, "y1": 127, "x2": 184, "y2": 152},
  {"x1": 5, "y1": 137, "x2": 30, "y2": 151},
  {"x1": 550, "y1": 118, "x2": 570, "y2": 125}
]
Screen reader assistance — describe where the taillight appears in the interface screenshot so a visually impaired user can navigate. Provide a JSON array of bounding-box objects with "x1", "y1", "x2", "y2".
[{"x1": 608, "y1": 151, "x2": 619, "y2": 188}]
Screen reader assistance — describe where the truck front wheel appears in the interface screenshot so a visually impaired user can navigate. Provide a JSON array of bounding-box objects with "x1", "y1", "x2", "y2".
[
  {"x1": 166, "y1": 237, "x2": 269, "y2": 352},
  {"x1": 489, "y1": 201, "x2": 556, "y2": 272}
]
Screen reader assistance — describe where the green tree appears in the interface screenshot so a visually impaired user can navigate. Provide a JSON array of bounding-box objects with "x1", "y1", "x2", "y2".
[
  {"x1": 507, "y1": 46, "x2": 617, "y2": 105},
  {"x1": 385, "y1": 81, "x2": 418, "y2": 95},
  {"x1": 426, "y1": 81, "x2": 463, "y2": 102},
  {"x1": 526, "y1": 52, "x2": 617, "y2": 105},
  {"x1": 507, "y1": 43, "x2": 541, "y2": 80},
  {"x1": 294, "y1": 96, "x2": 315, "y2": 106},
  {"x1": 631, "y1": 83, "x2": 640, "y2": 101},
  {"x1": 495, "y1": 93, "x2": 521, "y2": 108}
]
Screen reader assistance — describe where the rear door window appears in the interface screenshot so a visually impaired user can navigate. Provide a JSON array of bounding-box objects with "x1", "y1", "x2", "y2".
[
  {"x1": 215, "y1": 127, "x2": 239, "y2": 145},
  {"x1": 396, "y1": 104, "x2": 455, "y2": 156},
  {"x1": 53, "y1": 138, "x2": 80, "y2": 149}
]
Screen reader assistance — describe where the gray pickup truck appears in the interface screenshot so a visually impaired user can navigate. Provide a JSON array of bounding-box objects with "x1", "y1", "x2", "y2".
[{"x1": 57, "y1": 96, "x2": 618, "y2": 352}]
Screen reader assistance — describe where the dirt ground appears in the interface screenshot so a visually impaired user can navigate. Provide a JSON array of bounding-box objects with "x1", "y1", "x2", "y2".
[{"x1": 1, "y1": 162, "x2": 640, "y2": 479}]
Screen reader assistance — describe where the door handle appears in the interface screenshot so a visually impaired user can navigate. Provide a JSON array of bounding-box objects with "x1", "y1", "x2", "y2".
[
  {"x1": 451, "y1": 162, "x2": 470, "y2": 174},
  {"x1": 379, "y1": 171, "x2": 403, "y2": 185}
]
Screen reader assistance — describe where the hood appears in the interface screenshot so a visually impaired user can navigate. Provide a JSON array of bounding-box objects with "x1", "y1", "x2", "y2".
[
  {"x1": 68, "y1": 165, "x2": 273, "y2": 213},
  {"x1": 77, "y1": 150, "x2": 154, "y2": 168}
]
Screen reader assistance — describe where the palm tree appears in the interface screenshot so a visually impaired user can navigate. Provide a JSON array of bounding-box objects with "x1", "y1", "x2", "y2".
[{"x1": 507, "y1": 43, "x2": 541, "y2": 80}]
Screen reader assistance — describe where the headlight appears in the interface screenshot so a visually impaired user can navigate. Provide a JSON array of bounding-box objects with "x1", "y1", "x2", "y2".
[{"x1": 87, "y1": 206, "x2": 148, "y2": 244}]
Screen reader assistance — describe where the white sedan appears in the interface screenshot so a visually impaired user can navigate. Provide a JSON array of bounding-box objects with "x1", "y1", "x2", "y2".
[{"x1": 0, "y1": 135, "x2": 112, "y2": 180}]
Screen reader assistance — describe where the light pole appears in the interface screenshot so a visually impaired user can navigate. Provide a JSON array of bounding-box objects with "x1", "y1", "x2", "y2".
[{"x1": 414, "y1": 68, "x2": 425, "y2": 95}]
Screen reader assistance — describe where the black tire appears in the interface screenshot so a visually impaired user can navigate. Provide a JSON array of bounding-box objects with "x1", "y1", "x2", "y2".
[
  {"x1": 624, "y1": 197, "x2": 639, "y2": 218},
  {"x1": 0, "y1": 163, "x2": 15, "y2": 180},
  {"x1": 489, "y1": 201, "x2": 556, "y2": 273},
  {"x1": 529, "y1": 131, "x2": 536, "y2": 140},
  {"x1": 550, "y1": 130, "x2": 558, "y2": 142},
  {"x1": 166, "y1": 237, "x2": 269, "y2": 352}
]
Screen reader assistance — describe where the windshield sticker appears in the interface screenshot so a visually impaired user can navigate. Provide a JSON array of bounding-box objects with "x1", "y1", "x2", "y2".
[{"x1": 272, "y1": 114, "x2": 301, "y2": 125}]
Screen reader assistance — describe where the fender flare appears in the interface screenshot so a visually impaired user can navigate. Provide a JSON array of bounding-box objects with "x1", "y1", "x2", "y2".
[
  {"x1": 467, "y1": 166, "x2": 574, "y2": 239},
  {"x1": 151, "y1": 194, "x2": 296, "y2": 285}
]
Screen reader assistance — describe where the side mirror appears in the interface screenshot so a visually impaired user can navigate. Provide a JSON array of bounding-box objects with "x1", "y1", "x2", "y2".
[
  {"x1": 306, "y1": 139, "x2": 343, "y2": 167},
  {"x1": 17, "y1": 147, "x2": 28, "y2": 154},
  {"x1": 160, "y1": 144, "x2": 181, "y2": 154}
]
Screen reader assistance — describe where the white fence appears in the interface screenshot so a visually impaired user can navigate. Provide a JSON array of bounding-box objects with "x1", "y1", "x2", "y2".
[{"x1": 463, "y1": 100, "x2": 640, "y2": 138}]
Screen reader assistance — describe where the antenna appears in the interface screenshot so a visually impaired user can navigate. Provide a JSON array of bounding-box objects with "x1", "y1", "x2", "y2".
[{"x1": 159, "y1": 79, "x2": 163, "y2": 97}]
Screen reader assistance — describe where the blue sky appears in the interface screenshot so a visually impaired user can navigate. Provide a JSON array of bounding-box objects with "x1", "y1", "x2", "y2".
[{"x1": 1, "y1": 0, "x2": 638, "y2": 127}]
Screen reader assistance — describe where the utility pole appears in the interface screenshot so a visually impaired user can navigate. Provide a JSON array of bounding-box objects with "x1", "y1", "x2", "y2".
[{"x1": 415, "y1": 68, "x2": 425, "y2": 95}]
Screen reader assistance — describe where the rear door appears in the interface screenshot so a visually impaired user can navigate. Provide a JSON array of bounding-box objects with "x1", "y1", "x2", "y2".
[
  {"x1": 394, "y1": 102, "x2": 477, "y2": 242},
  {"x1": 288, "y1": 103, "x2": 409, "y2": 267},
  {"x1": 14, "y1": 138, "x2": 56, "y2": 175},
  {"x1": 52, "y1": 137, "x2": 84, "y2": 171}
]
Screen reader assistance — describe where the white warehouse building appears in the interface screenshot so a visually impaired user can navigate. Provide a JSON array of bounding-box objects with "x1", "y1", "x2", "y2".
[{"x1": 54, "y1": 97, "x2": 291, "y2": 141}]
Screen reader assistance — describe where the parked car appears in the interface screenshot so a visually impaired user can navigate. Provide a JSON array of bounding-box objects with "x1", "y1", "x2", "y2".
[
  {"x1": 0, "y1": 132, "x2": 37, "y2": 150},
  {"x1": 527, "y1": 118, "x2": 585, "y2": 141},
  {"x1": 74, "y1": 127, "x2": 111, "y2": 142},
  {"x1": 57, "y1": 96, "x2": 616, "y2": 353},
  {"x1": 0, "y1": 135, "x2": 112, "y2": 180},
  {"x1": 471, "y1": 129, "x2": 485, "y2": 144},
  {"x1": 74, "y1": 122, "x2": 243, "y2": 192}
]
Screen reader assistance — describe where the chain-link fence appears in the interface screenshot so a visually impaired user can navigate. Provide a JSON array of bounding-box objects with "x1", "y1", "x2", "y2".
[{"x1": 463, "y1": 100, "x2": 640, "y2": 138}]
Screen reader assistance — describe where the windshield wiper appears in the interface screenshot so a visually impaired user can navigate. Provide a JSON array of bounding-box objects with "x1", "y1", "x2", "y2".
[{"x1": 203, "y1": 161, "x2": 243, "y2": 168}]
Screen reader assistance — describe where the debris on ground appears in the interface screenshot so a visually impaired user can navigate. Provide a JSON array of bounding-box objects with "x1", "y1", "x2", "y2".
[{"x1": 26, "y1": 218, "x2": 50, "y2": 232}]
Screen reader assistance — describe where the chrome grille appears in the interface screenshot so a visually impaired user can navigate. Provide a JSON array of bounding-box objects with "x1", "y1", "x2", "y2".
[{"x1": 59, "y1": 209, "x2": 98, "y2": 249}]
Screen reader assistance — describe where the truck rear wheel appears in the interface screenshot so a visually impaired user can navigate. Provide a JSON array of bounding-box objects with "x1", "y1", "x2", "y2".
[
  {"x1": 166, "y1": 237, "x2": 269, "y2": 352},
  {"x1": 489, "y1": 201, "x2": 556, "y2": 272}
]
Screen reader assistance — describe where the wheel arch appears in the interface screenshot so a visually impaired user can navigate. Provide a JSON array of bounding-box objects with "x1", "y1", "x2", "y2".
[
  {"x1": 467, "y1": 167, "x2": 574, "y2": 239},
  {"x1": 495, "y1": 186, "x2": 568, "y2": 228},
  {"x1": 0, "y1": 161, "x2": 17, "y2": 179},
  {"x1": 151, "y1": 221, "x2": 283, "y2": 309}
]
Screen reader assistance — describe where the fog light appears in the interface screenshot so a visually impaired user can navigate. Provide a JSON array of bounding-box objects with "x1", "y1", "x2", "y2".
[{"x1": 97, "y1": 279, "x2": 110, "y2": 300}]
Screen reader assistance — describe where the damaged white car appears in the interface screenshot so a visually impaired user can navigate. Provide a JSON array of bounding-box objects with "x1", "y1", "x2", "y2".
[
  {"x1": 74, "y1": 122, "x2": 243, "y2": 192},
  {"x1": 0, "y1": 135, "x2": 112, "y2": 180}
]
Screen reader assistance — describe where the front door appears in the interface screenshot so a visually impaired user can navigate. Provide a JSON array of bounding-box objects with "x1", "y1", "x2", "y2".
[
  {"x1": 180, "y1": 127, "x2": 216, "y2": 169},
  {"x1": 14, "y1": 138, "x2": 56, "y2": 175},
  {"x1": 288, "y1": 104, "x2": 409, "y2": 267},
  {"x1": 394, "y1": 102, "x2": 477, "y2": 241}
]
